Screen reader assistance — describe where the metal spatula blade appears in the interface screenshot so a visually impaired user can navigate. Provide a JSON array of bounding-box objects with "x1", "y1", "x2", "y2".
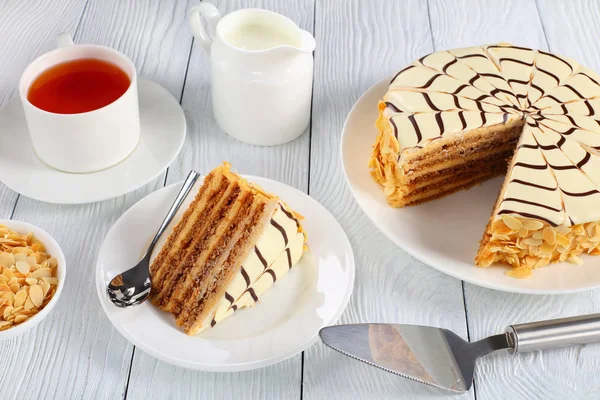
[
  {"x1": 319, "y1": 323, "x2": 510, "y2": 392},
  {"x1": 320, "y1": 314, "x2": 600, "y2": 393}
]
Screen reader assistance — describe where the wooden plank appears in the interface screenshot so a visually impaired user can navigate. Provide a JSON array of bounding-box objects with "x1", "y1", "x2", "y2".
[
  {"x1": 304, "y1": 1, "x2": 473, "y2": 399},
  {"x1": 0, "y1": 0, "x2": 89, "y2": 219},
  {"x1": 0, "y1": 1, "x2": 193, "y2": 398},
  {"x1": 126, "y1": 1, "x2": 313, "y2": 399},
  {"x1": 429, "y1": 0, "x2": 600, "y2": 398}
]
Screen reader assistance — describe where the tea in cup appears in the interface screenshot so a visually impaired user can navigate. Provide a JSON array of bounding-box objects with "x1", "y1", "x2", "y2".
[{"x1": 19, "y1": 33, "x2": 140, "y2": 173}]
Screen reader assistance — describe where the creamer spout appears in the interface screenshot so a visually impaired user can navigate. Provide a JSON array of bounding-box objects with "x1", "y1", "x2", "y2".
[{"x1": 298, "y1": 30, "x2": 316, "y2": 53}]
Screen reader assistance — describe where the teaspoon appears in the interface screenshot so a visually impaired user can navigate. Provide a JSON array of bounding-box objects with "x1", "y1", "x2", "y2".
[{"x1": 107, "y1": 170, "x2": 200, "y2": 308}]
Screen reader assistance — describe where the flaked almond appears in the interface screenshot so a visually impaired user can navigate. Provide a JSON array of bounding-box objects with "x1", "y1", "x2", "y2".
[
  {"x1": 523, "y1": 238, "x2": 543, "y2": 246},
  {"x1": 501, "y1": 214, "x2": 523, "y2": 231},
  {"x1": 13, "y1": 314, "x2": 27, "y2": 324},
  {"x1": 567, "y1": 255, "x2": 583, "y2": 265},
  {"x1": 523, "y1": 220, "x2": 544, "y2": 231},
  {"x1": 0, "y1": 252, "x2": 14, "y2": 267},
  {"x1": 24, "y1": 297, "x2": 35, "y2": 311},
  {"x1": 13, "y1": 290, "x2": 26, "y2": 308},
  {"x1": 9, "y1": 283, "x2": 19, "y2": 293},
  {"x1": 543, "y1": 227, "x2": 556, "y2": 245},
  {"x1": 29, "y1": 285, "x2": 43, "y2": 307},
  {"x1": 41, "y1": 277, "x2": 58, "y2": 285},
  {"x1": 30, "y1": 268, "x2": 52, "y2": 279},
  {"x1": 506, "y1": 267, "x2": 532, "y2": 279},
  {"x1": 25, "y1": 278, "x2": 37, "y2": 286},
  {"x1": 556, "y1": 234, "x2": 571, "y2": 248},
  {"x1": 15, "y1": 260, "x2": 30, "y2": 274}
]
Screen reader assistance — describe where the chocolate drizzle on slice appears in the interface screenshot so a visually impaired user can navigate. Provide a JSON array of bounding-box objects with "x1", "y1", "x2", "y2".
[
  {"x1": 241, "y1": 266, "x2": 251, "y2": 288},
  {"x1": 266, "y1": 269, "x2": 277, "y2": 283},
  {"x1": 248, "y1": 288, "x2": 259, "y2": 302},
  {"x1": 270, "y1": 219, "x2": 288, "y2": 246},
  {"x1": 285, "y1": 248, "x2": 292, "y2": 269},
  {"x1": 255, "y1": 246, "x2": 268, "y2": 270}
]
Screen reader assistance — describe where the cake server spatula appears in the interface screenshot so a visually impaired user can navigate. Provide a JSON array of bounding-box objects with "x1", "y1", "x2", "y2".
[{"x1": 319, "y1": 313, "x2": 600, "y2": 393}]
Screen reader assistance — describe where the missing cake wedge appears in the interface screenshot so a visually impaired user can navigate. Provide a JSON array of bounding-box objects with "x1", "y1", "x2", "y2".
[{"x1": 149, "y1": 162, "x2": 307, "y2": 335}]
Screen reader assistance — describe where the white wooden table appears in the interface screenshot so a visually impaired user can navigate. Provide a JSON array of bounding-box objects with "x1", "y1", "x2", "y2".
[{"x1": 1, "y1": 1, "x2": 599, "y2": 399}]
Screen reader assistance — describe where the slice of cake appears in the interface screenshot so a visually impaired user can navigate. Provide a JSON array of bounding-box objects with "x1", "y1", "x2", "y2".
[
  {"x1": 149, "y1": 162, "x2": 306, "y2": 335},
  {"x1": 370, "y1": 43, "x2": 600, "y2": 276}
]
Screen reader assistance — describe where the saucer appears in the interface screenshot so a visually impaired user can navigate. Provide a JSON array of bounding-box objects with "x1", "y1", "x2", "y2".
[
  {"x1": 96, "y1": 177, "x2": 355, "y2": 371},
  {"x1": 0, "y1": 78, "x2": 185, "y2": 204}
]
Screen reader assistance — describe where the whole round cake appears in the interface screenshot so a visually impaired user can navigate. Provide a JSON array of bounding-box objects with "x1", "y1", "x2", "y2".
[{"x1": 369, "y1": 43, "x2": 600, "y2": 277}]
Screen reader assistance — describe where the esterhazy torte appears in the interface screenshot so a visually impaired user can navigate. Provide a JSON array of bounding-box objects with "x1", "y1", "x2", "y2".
[
  {"x1": 150, "y1": 162, "x2": 307, "y2": 335},
  {"x1": 370, "y1": 43, "x2": 600, "y2": 277}
]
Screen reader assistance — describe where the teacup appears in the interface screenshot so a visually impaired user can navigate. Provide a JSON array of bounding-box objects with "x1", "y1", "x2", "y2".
[{"x1": 19, "y1": 33, "x2": 140, "y2": 173}]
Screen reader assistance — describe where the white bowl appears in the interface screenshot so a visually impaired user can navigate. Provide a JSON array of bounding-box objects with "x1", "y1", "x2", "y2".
[{"x1": 0, "y1": 220, "x2": 66, "y2": 341}]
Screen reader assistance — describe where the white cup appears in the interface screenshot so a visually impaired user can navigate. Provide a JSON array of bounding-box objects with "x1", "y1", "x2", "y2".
[{"x1": 19, "y1": 33, "x2": 140, "y2": 173}]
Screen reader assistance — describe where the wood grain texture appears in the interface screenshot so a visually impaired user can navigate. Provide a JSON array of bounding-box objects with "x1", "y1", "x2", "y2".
[
  {"x1": 126, "y1": 1, "x2": 313, "y2": 399},
  {"x1": 0, "y1": 1, "x2": 192, "y2": 398},
  {"x1": 430, "y1": 1, "x2": 600, "y2": 399},
  {"x1": 304, "y1": 1, "x2": 472, "y2": 399},
  {"x1": 0, "y1": 0, "x2": 87, "y2": 222}
]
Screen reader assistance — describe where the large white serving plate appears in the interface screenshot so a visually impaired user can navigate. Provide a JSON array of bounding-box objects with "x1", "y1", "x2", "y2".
[
  {"x1": 96, "y1": 176, "x2": 355, "y2": 371},
  {"x1": 341, "y1": 77, "x2": 600, "y2": 294}
]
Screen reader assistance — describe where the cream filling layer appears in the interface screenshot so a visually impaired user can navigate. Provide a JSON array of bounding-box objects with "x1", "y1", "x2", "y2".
[{"x1": 199, "y1": 203, "x2": 304, "y2": 332}]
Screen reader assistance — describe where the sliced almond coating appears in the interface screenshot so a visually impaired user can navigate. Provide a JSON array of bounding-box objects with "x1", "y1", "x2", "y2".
[
  {"x1": 542, "y1": 227, "x2": 556, "y2": 245},
  {"x1": 48, "y1": 257, "x2": 58, "y2": 268},
  {"x1": 501, "y1": 215, "x2": 523, "y2": 231},
  {"x1": 30, "y1": 268, "x2": 52, "y2": 279},
  {"x1": 523, "y1": 238, "x2": 543, "y2": 246},
  {"x1": 15, "y1": 260, "x2": 30, "y2": 274},
  {"x1": 8, "y1": 276, "x2": 17, "y2": 285},
  {"x1": 0, "y1": 284, "x2": 10, "y2": 292},
  {"x1": 9, "y1": 283, "x2": 19, "y2": 293},
  {"x1": 29, "y1": 285, "x2": 43, "y2": 307},
  {"x1": 506, "y1": 267, "x2": 532, "y2": 279},
  {"x1": 532, "y1": 231, "x2": 544, "y2": 240},
  {"x1": 517, "y1": 228, "x2": 529, "y2": 238},
  {"x1": 13, "y1": 253, "x2": 27, "y2": 263},
  {"x1": 0, "y1": 276, "x2": 8, "y2": 285},
  {"x1": 556, "y1": 234, "x2": 571, "y2": 248},
  {"x1": 567, "y1": 255, "x2": 584, "y2": 265},
  {"x1": 0, "y1": 321, "x2": 12, "y2": 329},
  {"x1": 523, "y1": 220, "x2": 544, "y2": 231},
  {"x1": 13, "y1": 290, "x2": 27, "y2": 308},
  {"x1": 14, "y1": 314, "x2": 27, "y2": 324}
]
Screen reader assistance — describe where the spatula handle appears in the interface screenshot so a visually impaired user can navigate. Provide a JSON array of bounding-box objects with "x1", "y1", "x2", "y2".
[{"x1": 506, "y1": 313, "x2": 600, "y2": 353}]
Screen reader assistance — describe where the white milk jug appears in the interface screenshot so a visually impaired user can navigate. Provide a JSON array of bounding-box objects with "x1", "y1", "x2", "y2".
[{"x1": 189, "y1": 2, "x2": 316, "y2": 146}]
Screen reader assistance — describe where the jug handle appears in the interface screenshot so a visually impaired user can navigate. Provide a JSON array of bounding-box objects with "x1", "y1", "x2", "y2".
[{"x1": 189, "y1": 3, "x2": 221, "y2": 53}]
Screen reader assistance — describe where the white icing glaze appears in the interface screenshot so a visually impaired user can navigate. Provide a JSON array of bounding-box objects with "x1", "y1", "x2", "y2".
[
  {"x1": 198, "y1": 203, "x2": 304, "y2": 332},
  {"x1": 384, "y1": 43, "x2": 600, "y2": 227}
]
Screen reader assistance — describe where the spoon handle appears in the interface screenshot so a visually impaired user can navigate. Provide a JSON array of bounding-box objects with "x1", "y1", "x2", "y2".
[{"x1": 147, "y1": 170, "x2": 200, "y2": 254}]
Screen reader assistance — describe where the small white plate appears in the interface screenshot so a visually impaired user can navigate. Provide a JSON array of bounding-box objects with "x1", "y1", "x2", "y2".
[
  {"x1": 0, "y1": 78, "x2": 185, "y2": 204},
  {"x1": 341, "y1": 77, "x2": 600, "y2": 294},
  {"x1": 96, "y1": 177, "x2": 355, "y2": 371}
]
